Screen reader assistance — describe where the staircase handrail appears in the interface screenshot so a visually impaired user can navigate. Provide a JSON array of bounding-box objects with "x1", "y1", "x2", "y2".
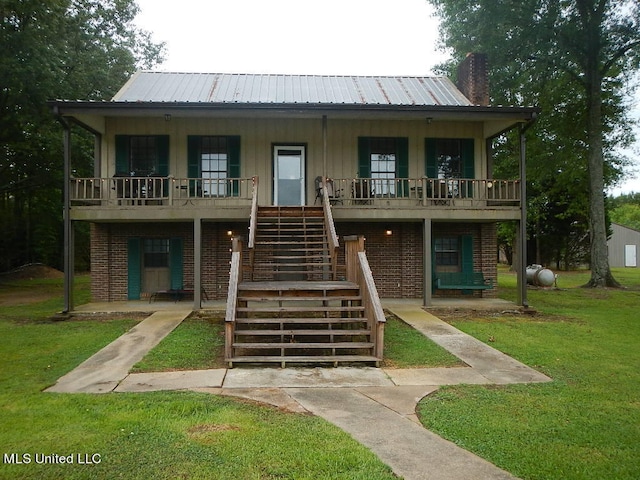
[
  {"x1": 357, "y1": 251, "x2": 386, "y2": 360},
  {"x1": 224, "y1": 239, "x2": 243, "y2": 364},
  {"x1": 248, "y1": 176, "x2": 259, "y2": 249},
  {"x1": 321, "y1": 176, "x2": 340, "y2": 279}
]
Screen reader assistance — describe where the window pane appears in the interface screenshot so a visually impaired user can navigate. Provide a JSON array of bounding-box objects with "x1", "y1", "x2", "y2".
[
  {"x1": 370, "y1": 147, "x2": 397, "y2": 195},
  {"x1": 435, "y1": 237, "x2": 460, "y2": 267},
  {"x1": 143, "y1": 238, "x2": 169, "y2": 268},
  {"x1": 200, "y1": 137, "x2": 229, "y2": 196},
  {"x1": 435, "y1": 140, "x2": 462, "y2": 179},
  {"x1": 130, "y1": 136, "x2": 158, "y2": 175}
]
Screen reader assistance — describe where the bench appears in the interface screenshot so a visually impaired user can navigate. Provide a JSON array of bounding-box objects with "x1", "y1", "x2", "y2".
[
  {"x1": 149, "y1": 288, "x2": 209, "y2": 303},
  {"x1": 435, "y1": 272, "x2": 493, "y2": 294}
]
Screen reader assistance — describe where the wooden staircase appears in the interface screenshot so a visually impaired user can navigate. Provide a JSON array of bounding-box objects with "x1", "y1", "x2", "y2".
[
  {"x1": 225, "y1": 205, "x2": 383, "y2": 367},
  {"x1": 251, "y1": 206, "x2": 332, "y2": 281}
]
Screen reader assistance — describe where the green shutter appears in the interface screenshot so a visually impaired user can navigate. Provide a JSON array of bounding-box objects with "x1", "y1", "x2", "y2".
[
  {"x1": 357, "y1": 137, "x2": 371, "y2": 178},
  {"x1": 461, "y1": 235, "x2": 474, "y2": 274},
  {"x1": 156, "y1": 135, "x2": 170, "y2": 176},
  {"x1": 187, "y1": 136, "x2": 201, "y2": 196},
  {"x1": 127, "y1": 238, "x2": 141, "y2": 300},
  {"x1": 169, "y1": 237, "x2": 183, "y2": 290},
  {"x1": 462, "y1": 139, "x2": 475, "y2": 197},
  {"x1": 425, "y1": 138, "x2": 437, "y2": 178},
  {"x1": 396, "y1": 137, "x2": 409, "y2": 197},
  {"x1": 115, "y1": 135, "x2": 130, "y2": 174},
  {"x1": 228, "y1": 135, "x2": 241, "y2": 196}
]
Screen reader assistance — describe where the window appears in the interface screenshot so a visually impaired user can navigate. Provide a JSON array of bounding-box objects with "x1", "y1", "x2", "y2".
[
  {"x1": 187, "y1": 135, "x2": 241, "y2": 197},
  {"x1": 358, "y1": 137, "x2": 409, "y2": 197},
  {"x1": 425, "y1": 138, "x2": 475, "y2": 198},
  {"x1": 201, "y1": 136, "x2": 228, "y2": 196},
  {"x1": 115, "y1": 135, "x2": 169, "y2": 176},
  {"x1": 143, "y1": 239, "x2": 170, "y2": 268},
  {"x1": 435, "y1": 237, "x2": 460, "y2": 267},
  {"x1": 435, "y1": 139, "x2": 463, "y2": 179},
  {"x1": 370, "y1": 138, "x2": 397, "y2": 195},
  {"x1": 433, "y1": 234, "x2": 474, "y2": 274}
]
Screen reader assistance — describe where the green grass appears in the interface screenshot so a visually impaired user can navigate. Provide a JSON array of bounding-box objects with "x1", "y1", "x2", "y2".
[
  {"x1": 418, "y1": 267, "x2": 640, "y2": 480},
  {"x1": 132, "y1": 311, "x2": 461, "y2": 372},
  {"x1": 382, "y1": 314, "x2": 463, "y2": 368},
  {"x1": 0, "y1": 277, "x2": 397, "y2": 479},
  {"x1": 132, "y1": 314, "x2": 226, "y2": 372}
]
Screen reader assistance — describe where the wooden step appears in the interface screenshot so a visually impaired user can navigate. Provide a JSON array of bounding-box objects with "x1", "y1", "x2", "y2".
[
  {"x1": 258, "y1": 207, "x2": 323, "y2": 217},
  {"x1": 237, "y1": 295, "x2": 361, "y2": 302},
  {"x1": 239, "y1": 281, "x2": 358, "y2": 290},
  {"x1": 237, "y1": 305, "x2": 364, "y2": 314},
  {"x1": 232, "y1": 342, "x2": 374, "y2": 349},
  {"x1": 234, "y1": 329, "x2": 371, "y2": 336},
  {"x1": 226, "y1": 355, "x2": 380, "y2": 365},
  {"x1": 236, "y1": 316, "x2": 367, "y2": 323}
]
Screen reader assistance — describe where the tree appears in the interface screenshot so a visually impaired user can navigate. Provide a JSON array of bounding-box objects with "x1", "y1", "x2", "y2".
[
  {"x1": 610, "y1": 192, "x2": 640, "y2": 230},
  {"x1": 0, "y1": 0, "x2": 164, "y2": 271},
  {"x1": 429, "y1": 0, "x2": 640, "y2": 287}
]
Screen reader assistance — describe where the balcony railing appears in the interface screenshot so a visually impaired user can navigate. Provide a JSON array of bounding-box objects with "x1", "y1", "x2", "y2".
[
  {"x1": 328, "y1": 177, "x2": 520, "y2": 207},
  {"x1": 69, "y1": 176, "x2": 256, "y2": 206},
  {"x1": 69, "y1": 176, "x2": 520, "y2": 208}
]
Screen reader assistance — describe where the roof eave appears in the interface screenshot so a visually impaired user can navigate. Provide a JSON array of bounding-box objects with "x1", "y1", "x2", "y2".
[{"x1": 50, "y1": 100, "x2": 539, "y2": 121}]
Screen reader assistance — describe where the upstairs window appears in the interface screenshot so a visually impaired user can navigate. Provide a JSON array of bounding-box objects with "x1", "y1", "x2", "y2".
[
  {"x1": 425, "y1": 138, "x2": 474, "y2": 179},
  {"x1": 188, "y1": 135, "x2": 241, "y2": 196},
  {"x1": 115, "y1": 135, "x2": 169, "y2": 176},
  {"x1": 201, "y1": 136, "x2": 229, "y2": 196},
  {"x1": 358, "y1": 137, "x2": 409, "y2": 197}
]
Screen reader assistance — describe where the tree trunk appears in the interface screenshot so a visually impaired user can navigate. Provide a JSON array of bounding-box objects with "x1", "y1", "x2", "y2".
[{"x1": 583, "y1": 67, "x2": 621, "y2": 288}]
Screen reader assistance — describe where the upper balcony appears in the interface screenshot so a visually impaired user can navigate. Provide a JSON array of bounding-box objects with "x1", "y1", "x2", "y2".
[{"x1": 68, "y1": 175, "x2": 522, "y2": 222}]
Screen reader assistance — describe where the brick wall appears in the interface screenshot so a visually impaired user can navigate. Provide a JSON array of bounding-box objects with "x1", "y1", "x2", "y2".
[
  {"x1": 90, "y1": 222, "x2": 247, "y2": 302},
  {"x1": 90, "y1": 220, "x2": 497, "y2": 301},
  {"x1": 335, "y1": 221, "x2": 497, "y2": 299},
  {"x1": 336, "y1": 222, "x2": 424, "y2": 298}
]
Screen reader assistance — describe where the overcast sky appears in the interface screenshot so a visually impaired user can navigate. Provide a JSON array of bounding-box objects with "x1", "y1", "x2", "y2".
[{"x1": 134, "y1": 0, "x2": 639, "y2": 194}]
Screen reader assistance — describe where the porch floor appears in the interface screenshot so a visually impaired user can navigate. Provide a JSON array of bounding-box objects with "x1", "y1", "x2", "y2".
[{"x1": 70, "y1": 297, "x2": 522, "y2": 314}]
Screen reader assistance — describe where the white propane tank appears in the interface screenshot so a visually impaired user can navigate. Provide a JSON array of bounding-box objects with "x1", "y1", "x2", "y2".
[{"x1": 526, "y1": 264, "x2": 556, "y2": 287}]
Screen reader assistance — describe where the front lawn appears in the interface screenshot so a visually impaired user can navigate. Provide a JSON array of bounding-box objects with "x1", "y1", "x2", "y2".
[
  {"x1": 0, "y1": 277, "x2": 396, "y2": 480},
  {"x1": 418, "y1": 267, "x2": 640, "y2": 480},
  {"x1": 132, "y1": 312, "x2": 462, "y2": 372}
]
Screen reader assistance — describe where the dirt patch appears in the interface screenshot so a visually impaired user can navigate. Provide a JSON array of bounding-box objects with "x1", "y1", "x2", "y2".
[
  {"x1": 426, "y1": 308, "x2": 536, "y2": 322},
  {"x1": 0, "y1": 264, "x2": 64, "y2": 281},
  {"x1": 0, "y1": 264, "x2": 66, "y2": 308}
]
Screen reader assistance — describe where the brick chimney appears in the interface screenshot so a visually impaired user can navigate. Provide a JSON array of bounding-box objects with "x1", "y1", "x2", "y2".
[{"x1": 456, "y1": 53, "x2": 489, "y2": 106}]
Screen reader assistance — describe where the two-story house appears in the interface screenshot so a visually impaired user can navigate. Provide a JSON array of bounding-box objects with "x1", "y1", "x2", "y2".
[{"x1": 52, "y1": 53, "x2": 537, "y2": 315}]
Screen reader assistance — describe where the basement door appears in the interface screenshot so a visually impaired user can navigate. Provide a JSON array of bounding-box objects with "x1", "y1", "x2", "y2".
[{"x1": 274, "y1": 145, "x2": 306, "y2": 206}]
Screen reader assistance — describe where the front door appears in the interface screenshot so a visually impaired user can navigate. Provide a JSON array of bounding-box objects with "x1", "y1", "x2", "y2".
[{"x1": 274, "y1": 145, "x2": 305, "y2": 206}]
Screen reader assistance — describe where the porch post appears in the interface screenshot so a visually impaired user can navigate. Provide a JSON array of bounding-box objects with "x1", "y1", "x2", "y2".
[
  {"x1": 423, "y1": 219, "x2": 432, "y2": 306},
  {"x1": 62, "y1": 122, "x2": 74, "y2": 313},
  {"x1": 517, "y1": 129, "x2": 529, "y2": 307},
  {"x1": 193, "y1": 218, "x2": 202, "y2": 309},
  {"x1": 322, "y1": 115, "x2": 328, "y2": 176}
]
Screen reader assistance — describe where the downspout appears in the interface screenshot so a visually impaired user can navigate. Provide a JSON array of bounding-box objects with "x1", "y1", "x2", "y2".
[{"x1": 54, "y1": 108, "x2": 74, "y2": 313}]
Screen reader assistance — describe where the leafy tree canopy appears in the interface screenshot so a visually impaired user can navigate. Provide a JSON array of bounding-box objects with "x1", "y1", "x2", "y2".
[
  {"x1": 429, "y1": 0, "x2": 640, "y2": 285},
  {"x1": 0, "y1": 0, "x2": 165, "y2": 271}
]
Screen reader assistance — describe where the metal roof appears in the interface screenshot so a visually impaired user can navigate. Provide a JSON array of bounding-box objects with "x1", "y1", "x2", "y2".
[{"x1": 112, "y1": 71, "x2": 474, "y2": 107}]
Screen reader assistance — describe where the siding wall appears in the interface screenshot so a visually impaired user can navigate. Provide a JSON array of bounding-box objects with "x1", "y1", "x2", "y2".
[
  {"x1": 608, "y1": 223, "x2": 640, "y2": 268},
  {"x1": 103, "y1": 117, "x2": 487, "y2": 206}
]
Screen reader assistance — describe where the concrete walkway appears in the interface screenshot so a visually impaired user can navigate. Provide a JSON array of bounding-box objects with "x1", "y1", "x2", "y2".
[
  {"x1": 46, "y1": 301, "x2": 551, "y2": 480},
  {"x1": 45, "y1": 309, "x2": 192, "y2": 393}
]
